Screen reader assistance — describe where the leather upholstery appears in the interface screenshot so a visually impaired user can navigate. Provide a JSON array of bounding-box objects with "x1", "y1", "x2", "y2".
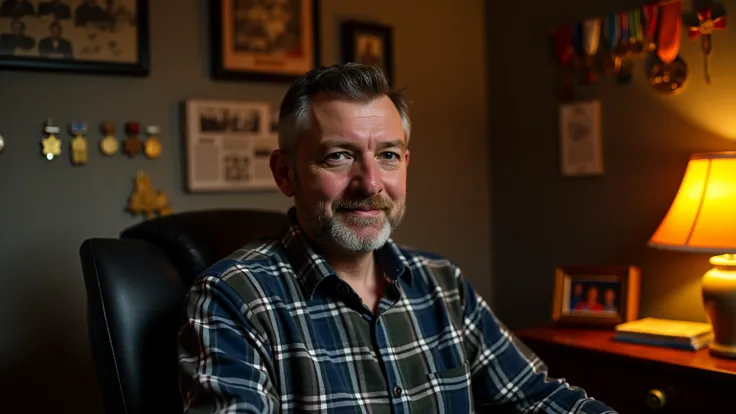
[{"x1": 79, "y1": 208, "x2": 288, "y2": 414}]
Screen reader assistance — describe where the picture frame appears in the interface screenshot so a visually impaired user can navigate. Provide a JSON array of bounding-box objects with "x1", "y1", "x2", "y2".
[
  {"x1": 552, "y1": 265, "x2": 640, "y2": 327},
  {"x1": 0, "y1": 0, "x2": 150, "y2": 76},
  {"x1": 559, "y1": 100, "x2": 603, "y2": 177},
  {"x1": 210, "y1": 0, "x2": 320, "y2": 82},
  {"x1": 183, "y1": 99, "x2": 279, "y2": 193},
  {"x1": 340, "y1": 19, "x2": 393, "y2": 85}
]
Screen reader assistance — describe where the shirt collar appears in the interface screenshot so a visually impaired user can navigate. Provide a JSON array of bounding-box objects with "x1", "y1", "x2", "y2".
[{"x1": 281, "y1": 207, "x2": 413, "y2": 298}]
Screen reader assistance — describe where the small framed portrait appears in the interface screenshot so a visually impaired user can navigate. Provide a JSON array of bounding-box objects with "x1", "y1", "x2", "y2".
[
  {"x1": 552, "y1": 265, "x2": 640, "y2": 327},
  {"x1": 340, "y1": 19, "x2": 393, "y2": 85},
  {"x1": 184, "y1": 99, "x2": 278, "y2": 193},
  {"x1": 0, "y1": 0, "x2": 149, "y2": 76},
  {"x1": 210, "y1": 0, "x2": 320, "y2": 82}
]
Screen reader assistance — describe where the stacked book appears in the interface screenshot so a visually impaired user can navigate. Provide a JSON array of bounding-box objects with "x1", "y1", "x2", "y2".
[{"x1": 614, "y1": 317, "x2": 714, "y2": 351}]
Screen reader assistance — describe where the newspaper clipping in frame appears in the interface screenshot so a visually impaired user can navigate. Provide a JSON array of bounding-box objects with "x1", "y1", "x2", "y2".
[{"x1": 185, "y1": 99, "x2": 279, "y2": 192}]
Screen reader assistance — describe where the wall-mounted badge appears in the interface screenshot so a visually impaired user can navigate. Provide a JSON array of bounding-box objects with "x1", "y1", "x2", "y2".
[
  {"x1": 144, "y1": 125, "x2": 162, "y2": 159},
  {"x1": 69, "y1": 122, "x2": 89, "y2": 165},
  {"x1": 127, "y1": 170, "x2": 173, "y2": 220},
  {"x1": 42, "y1": 119, "x2": 61, "y2": 160},
  {"x1": 0, "y1": 134, "x2": 5, "y2": 153},
  {"x1": 123, "y1": 121, "x2": 142, "y2": 157},
  {"x1": 100, "y1": 121, "x2": 119, "y2": 156}
]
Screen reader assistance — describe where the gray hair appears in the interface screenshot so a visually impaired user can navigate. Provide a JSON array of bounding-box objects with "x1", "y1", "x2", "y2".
[{"x1": 277, "y1": 63, "x2": 411, "y2": 156}]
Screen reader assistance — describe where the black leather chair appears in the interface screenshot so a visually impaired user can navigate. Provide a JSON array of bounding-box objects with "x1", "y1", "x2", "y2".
[{"x1": 79, "y1": 208, "x2": 288, "y2": 414}]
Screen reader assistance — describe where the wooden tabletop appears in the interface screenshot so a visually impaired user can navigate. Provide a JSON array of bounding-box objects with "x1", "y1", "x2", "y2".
[{"x1": 514, "y1": 326, "x2": 736, "y2": 376}]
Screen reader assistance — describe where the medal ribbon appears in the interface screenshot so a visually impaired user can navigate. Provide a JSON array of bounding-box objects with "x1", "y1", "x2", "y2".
[
  {"x1": 553, "y1": 24, "x2": 574, "y2": 65},
  {"x1": 629, "y1": 8, "x2": 643, "y2": 44},
  {"x1": 618, "y1": 11, "x2": 630, "y2": 44},
  {"x1": 582, "y1": 18, "x2": 601, "y2": 56},
  {"x1": 607, "y1": 13, "x2": 620, "y2": 50},
  {"x1": 643, "y1": 3, "x2": 659, "y2": 39},
  {"x1": 657, "y1": 0, "x2": 682, "y2": 63}
]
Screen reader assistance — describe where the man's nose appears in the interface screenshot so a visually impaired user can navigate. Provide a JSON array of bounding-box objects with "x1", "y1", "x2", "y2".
[{"x1": 350, "y1": 156, "x2": 384, "y2": 197}]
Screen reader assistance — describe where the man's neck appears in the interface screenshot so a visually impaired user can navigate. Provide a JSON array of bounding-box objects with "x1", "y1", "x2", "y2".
[{"x1": 323, "y1": 249, "x2": 377, "y2": 287}]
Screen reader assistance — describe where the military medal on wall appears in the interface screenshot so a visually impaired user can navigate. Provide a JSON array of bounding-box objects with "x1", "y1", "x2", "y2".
[
  {"x1": 100, "y1": 121, "x2": 119, "y2": 156},
  {"x1": 144, "y1": 125, "x2": 162, "y2": 159},
  {"x1": 41, "y1": 119, "x2": 62, "y2": 160},
  {"x1": 123, "y1": 121, "x2": 143, "y2": 157},
  {"x1": 687, "y1": 7, "x2": 727, "y2": 85},
  {"x1": 649, "y1": 0, "x2": 688, "y2": 94},
  {"x1": 0, "y1": 134, "x2": 5, "y2": 154},
  {"x1": 69, "y1": 122, "x2": 89, "y2": 165}
]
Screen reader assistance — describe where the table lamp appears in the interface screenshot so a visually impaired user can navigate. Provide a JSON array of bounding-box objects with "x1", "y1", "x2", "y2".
[{"x1": 648, "y1": 152, "x2": 736, "y2": 358}]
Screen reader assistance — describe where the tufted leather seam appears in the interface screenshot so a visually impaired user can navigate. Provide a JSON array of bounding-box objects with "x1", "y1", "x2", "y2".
[{"x1": 86, "y1": 241, "x2": 129, "y2": 414}]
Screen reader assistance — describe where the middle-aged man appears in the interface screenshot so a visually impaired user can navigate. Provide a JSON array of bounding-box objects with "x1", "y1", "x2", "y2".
[{"x1": 178, "y1": 63, "x2": 617, "y2": 413}]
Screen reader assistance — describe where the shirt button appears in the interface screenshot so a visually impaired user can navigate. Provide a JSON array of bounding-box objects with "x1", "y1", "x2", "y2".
[{"x1": 393, "y1": 385, "x2": 403, "y2": 397}]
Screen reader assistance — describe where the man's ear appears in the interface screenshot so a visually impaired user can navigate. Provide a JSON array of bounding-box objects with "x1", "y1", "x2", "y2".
[
  {"x1": 270, "y1": 149, "x2": 295, "y2": 197},
  {"x1": 405, "y1": 149, "x2": 410, "y2": 167}
]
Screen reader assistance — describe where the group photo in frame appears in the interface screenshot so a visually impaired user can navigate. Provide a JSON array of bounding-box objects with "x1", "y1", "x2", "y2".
[
  {"x1": 340, "y1": 19, "x2": 393, "y2": 85},
  {"x1": 0, "y1": 0, "x2": 149, "y2": 76},
  {"x1": 210, "y1": 0, "x2": 320, "y2": 81},
  {"x1": 552, "y1": 265, "x2": 640, "y2": 327},
  {"x1": 183, "y1": 98, "x2": 279, "y2": 193}
]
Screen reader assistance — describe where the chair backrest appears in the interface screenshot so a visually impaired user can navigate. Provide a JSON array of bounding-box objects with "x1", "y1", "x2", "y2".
[{"x1": 79, "y1": 208, "x2": 288, "y2": 414}]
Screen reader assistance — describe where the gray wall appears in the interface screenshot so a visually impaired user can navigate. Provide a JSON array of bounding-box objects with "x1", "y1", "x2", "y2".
[
  {"x1": 489, "y1": 0, "x2": 736, "y2": 329},
  {"x1": 0, "y1": 0, "x2": 490, "y2": 411}
]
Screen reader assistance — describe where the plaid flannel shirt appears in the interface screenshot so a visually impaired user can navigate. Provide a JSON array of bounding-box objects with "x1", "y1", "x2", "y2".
[{"x1": 178, "y1": 209, "x2": 617, "y2": 413}]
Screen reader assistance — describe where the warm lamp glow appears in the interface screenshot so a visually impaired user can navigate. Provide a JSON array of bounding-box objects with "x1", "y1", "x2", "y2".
[{"x1": 649, "y1": 152, "x2": 736, "y2": 254}]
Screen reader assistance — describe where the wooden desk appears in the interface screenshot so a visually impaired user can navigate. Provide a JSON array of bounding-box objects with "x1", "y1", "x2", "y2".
[{"x1": 514, "y1": 327, "x2": 736, "y2": 413}]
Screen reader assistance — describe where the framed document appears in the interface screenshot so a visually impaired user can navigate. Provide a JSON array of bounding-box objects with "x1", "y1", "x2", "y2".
[
  {"x1": 559, "y1": 100, "x2": 604, "y2": 176},
  {"x1": 184, "y1": 99, "x2": 279, "y2": 193}
]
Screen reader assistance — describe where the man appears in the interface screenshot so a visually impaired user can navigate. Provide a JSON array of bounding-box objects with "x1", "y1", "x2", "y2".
[
  {"x1": 38, "y1": 21, "x2": 73, "y2": 59},
  {"x1": 178, "y1": 63, "x2": 617, "y2": 413},
  {"x1": 0, "y1": 18, "x2": 34, "y2": 55},
  {"x1": 37, "y1": 0, "x2": 71, "y2": 20}
]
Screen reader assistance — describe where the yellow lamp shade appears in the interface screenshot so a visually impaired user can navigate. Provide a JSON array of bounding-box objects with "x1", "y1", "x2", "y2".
[{"x1": 649, "y1": 152, "x2": 736, "y2": 254}]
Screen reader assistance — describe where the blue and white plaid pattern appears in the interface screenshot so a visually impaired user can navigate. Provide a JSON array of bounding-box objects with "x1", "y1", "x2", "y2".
[{"x1": 178, "y1": 209, "x2": 617, "y2": 413}]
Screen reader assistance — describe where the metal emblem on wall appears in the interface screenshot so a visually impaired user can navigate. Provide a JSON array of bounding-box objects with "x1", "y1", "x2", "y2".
[
  {"x1": 0, "y1": 0, "x2": 150, "y2": 76},
  {"x1": 210, "y1": 0, "x2": 320, "y2": 81}
]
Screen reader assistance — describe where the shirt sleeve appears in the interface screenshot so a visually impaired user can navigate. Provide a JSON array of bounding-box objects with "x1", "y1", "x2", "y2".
[
  {"x1": 455, "y1": 267, "x2": 618, "y2": 414},
  {"x1": 178, "y1": 275, "x2": 280, "y2": 413}
]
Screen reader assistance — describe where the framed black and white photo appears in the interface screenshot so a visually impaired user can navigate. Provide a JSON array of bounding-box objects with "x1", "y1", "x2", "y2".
[
  {"x1": 340, "y1": 19, "x2": 393, "y2": 85},
  {"x1": 210, "y1": 0, "x2": 319, "y2": 81},
  {"x1": 184, "y1": 99, "x2": 279, "y2": 193},
  {"x1": 0, "y1": 0, "x2": 149, "y2": 76}
]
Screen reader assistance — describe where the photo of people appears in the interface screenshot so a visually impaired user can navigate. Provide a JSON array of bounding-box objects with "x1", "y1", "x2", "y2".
[
  {"x1": 199, "y1": 106, "x2": 262, "y2": 133},
  {"x1": 566, "y1": 279, "x2": 620, "y2": 315},
  {"x1": 232, "y1": 0, "x2": 301, "y2": 55},
  {"x1": 0, "y1": 0, "x2": 138, "y2": 63},
  {"x1": 355, "y1": 33, "x2": 383, "y2": 67}
]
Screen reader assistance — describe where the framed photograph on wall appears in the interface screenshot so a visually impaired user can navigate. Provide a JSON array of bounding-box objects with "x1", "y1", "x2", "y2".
[
  {"x1": 210, "y1": 0, "x2": 320, "y2": 81},
  {"x1": 340, "y1": 19, "x2": 393, "y2": 85},
  {"x1": 184, "y1": 99, "x2": 279, "y2": 193},
  {"x1": 0, "y1": 0, "x2": 150, "y2": 76},
  {"x1": 559, "y1": 100, "x2": 603, "y2": 177},
  {"x1": 552, "y1": 265, "x2": 640, "y2": 327}
]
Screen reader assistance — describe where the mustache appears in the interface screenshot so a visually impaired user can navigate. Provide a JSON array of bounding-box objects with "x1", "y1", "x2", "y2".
[{"x1": 333, "y1": 196, "x2": 393, "y2": 211}]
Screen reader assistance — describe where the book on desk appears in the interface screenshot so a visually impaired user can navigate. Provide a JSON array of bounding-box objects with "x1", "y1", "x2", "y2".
[{"x1": 613, "y1": 317, "x2": 714, "y2": 351}]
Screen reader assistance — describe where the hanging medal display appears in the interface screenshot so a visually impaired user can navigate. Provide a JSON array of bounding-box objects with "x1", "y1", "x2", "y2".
[
  {"x1": 41, "y1": 119, "x2": 62, "y2": 160},
  {"x1": 580, "y1": 18, "x2": 601, "y2": 85},
  {"x1": 616, "y1": 11, "x2": 634, "y2": 83},
  {"x1": 100, "y1": 121, "x2": 119, "y2": 156},
  {"x1": 687, "y1": 7, "x2": 727, "y2": 85},
  {"x1": 123, "y1": 121, "x2": 143, "y2": 157},
  {"x1": 69, "y1": 122, "x2": 89, "y2": 165},
  {"x1": 642, "y1": 3, "x2": 659, "y2": 53},
  {"x1": 552, "y1": 24, "x2": 575, "y2": 101},
  {"x1": 144, "y1": 125, "x2": 162, "y2": 159},
  {"x1": 649, "y1": 0, "x2": 688, "y2": 94}
]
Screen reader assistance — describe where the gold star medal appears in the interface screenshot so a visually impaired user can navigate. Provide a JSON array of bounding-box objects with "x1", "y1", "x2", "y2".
[
  {"x1": 100, "y1": 121, "x2": 119, "y2": 156},
  {"x1": 144, "y1": 125, "x2": 162, "y2": 159},
  {"x1": 42, "y1": 119, "x2": 61, "y2": 160},
  {"x1": 69, "y1": 122, "x2": 89, "y2": 165}
]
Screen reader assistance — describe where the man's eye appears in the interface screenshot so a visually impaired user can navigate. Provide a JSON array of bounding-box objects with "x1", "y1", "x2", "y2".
[
  {"x1": 379, "y1": 151, "x2": 400, "y2": 160},
  {"x1": 325, "y1": 152, "x2": 349, "y2": 162}
]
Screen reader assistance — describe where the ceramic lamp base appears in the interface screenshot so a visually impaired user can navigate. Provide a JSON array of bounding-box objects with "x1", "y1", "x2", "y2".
[{"x1": 702, "y1": 254, "x2": 736, "y2": 359}]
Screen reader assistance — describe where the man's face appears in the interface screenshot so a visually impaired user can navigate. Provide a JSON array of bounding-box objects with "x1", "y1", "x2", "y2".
[{"x1": 290, "y1": 95, "x2": 409, "y2": 253}]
